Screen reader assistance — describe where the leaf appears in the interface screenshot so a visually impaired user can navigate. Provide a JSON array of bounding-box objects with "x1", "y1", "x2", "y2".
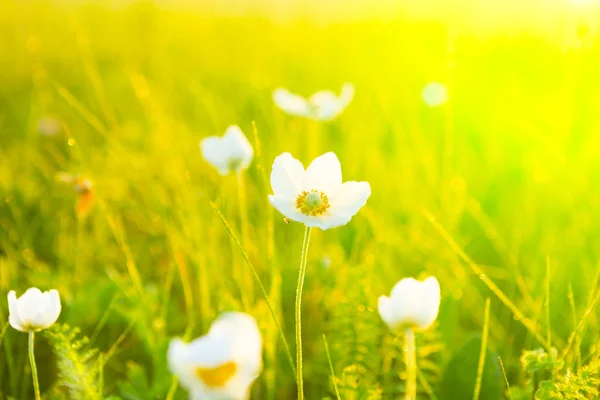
[
  {"x1": 440, "y1": 336, "x2": 503, "y2": 400},
  {"x1": 44, "y1": 324, "x2": 102, "y2": 400}
]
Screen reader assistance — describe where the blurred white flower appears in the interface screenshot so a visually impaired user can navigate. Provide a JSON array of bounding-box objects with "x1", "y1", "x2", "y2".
[
  {"x1": 200, "y1": 125, "x2": 254, "y2": 176},
  {"x1": 273, "y1": 83, "x2": 354, "y2": 121},
  {"x1": 378, "y1": 277, "x2": 440, "y2": 331},
  {"x1": 269, "y1": 152, "x2": 370, "y2": 230},
  {"x1": 37, "y1": 117, "x2": 62, "y2": 136},
  {"x1": 168, "y1": 312, "x2": 263, "y2": 400},
  {"x1": 7, "y1": 288, "x2": 61, "y2": 332},
  {"x1": 421, "y1": 82, "x2": 448, "y2": 107}
]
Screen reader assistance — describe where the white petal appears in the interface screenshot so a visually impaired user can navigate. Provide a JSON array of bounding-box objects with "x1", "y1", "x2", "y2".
[
  {"x1": 304, "y1": 152, "x2": 342, "y2": 192},
  {"x1": 273, "y1": 88, "x2": 311, "y2": 117},
  {"x1": 7, "y1": 291, "x2": 25, "y2": 332},
  {"x1": 210, "y1": 312, "x2": 263, "y2": 377},
  {"x1": 314, "y1": 181, "x2": 370, "y2": 230},
  {"x1": 378, "y1": 296, "x2": 395, "y2": 329},
  {"x1": 388, "y1": 278, "x2": 421, "y2": 329},
  {"x1": 308, "y1": 90, "x2": 341, "y2": 121},
  {"x1": 169, "y1": 335, "x2": 235, "y2": 395},
  {"x1": 34, "y1": 290, "x2": 61, "y2": 330},
  {"x1": 187, "y1": 335, "x2": 233, "y2": 368},
  {"x1": 340, "y1": 83, "x2": 355, "y2": 106},
  {"x1": 168, "y1": 338, "x2": 189, "y2": 378},
  {"x1": 223, "y1": 125, "x2": 254, "y2": 172},
  {"x1": 390, "y1": 277, "x2": 418, "y2": 299},
  {"x1": 270, "y1": 153, "x2": 304, "y2": 198},
  {"x1": 385, "y1": 277, "x2": 442, "y2": 331},
  {"x1": 268, "y1": 195, "x2": 304, "y2": 222},
  {"x1": 17, "y1": 288, "x2": 43, "y2": 324},
  {"x1": 415, "y1": 277, "x2": 440, "y2": 329},
  {"x1": 200, "y1": 136, "x2": 231, "y2": 175},
  {"x1": 169, "y1": 313, "x2": 263, "y2": 399},
  {"x1": 9, "y1": 314, "x2": 27, "y2": 332},
  {"x1": 168, "y1": 338, "x2": 208, "y2": 395}
]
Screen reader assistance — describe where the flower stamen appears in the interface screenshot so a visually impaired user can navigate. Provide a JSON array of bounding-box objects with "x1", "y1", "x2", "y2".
[
  {"x1": 296, "y1": 190, "x2": 330, "y2": 216},
  {"x1": 195, "y1": 361, "x2": 237, "y2": 388}
]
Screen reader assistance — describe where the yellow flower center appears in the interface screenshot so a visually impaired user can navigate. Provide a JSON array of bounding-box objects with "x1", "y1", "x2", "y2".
[
  {"x1": 195, "y1": 361, "x2": 237, "y2": 388},
  {"x1": 296, "y1": 190, "x2": 330, "y2": 216}
]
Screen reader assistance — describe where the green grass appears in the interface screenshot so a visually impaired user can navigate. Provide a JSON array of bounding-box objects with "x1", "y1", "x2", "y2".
[{"x1": 1, "y1": 1, "x2": 600, "y2": 399}]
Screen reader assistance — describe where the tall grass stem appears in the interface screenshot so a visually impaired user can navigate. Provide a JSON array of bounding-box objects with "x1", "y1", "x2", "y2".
[
  {"x1": 295, "y1": 226, "x2": 312, "y2": 400},
  {"x1": 404, "y1": 328, "x2": 417, "y2": 400},
  {"x1": 237, "y1": 171, "x2": 254, "y2": 305},
  {"x1": 473, "y1": 298, "x2": 491, "y2": 400},
  {"x1": 28, "y1": 331, "x2": 41, "y2": 400}
]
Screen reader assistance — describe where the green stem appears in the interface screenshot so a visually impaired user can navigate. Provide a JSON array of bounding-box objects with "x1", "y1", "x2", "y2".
[
  {"x1": 404, "y1": 328, "x2": 417, "y2": 400},
  {"x1": 28, "y1": 331, "x2": 41, "y2": 400},
  {"x1": 295, "y1": 226, "x2": 312, "y2": 400},
  {"x1": 236, "y1": 170, "x2": 253, "y2": 306}
]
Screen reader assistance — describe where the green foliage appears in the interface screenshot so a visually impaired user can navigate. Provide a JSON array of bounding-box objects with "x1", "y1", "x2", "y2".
[
  {"x1": 44, "y1": 324, "x2": 102, "y2": 400},
  {"x1": 1, "y1": 0, "x2": 600, "y2": 398},
  {"x1": 337, "y1": 364, "x2": 383, "y2": 400},
  {"x1": 440, "y1": 336, "x2": 503, "y2": 400},
  {"x1": 326, "y1": 266, "x2": 383, "y2": 399},
  {"x1": 521, "y1": 347, "x2": 562, "y2": 374},
  {"x1": 535, "y1": 357, "x2": 600, "y2": 400}
]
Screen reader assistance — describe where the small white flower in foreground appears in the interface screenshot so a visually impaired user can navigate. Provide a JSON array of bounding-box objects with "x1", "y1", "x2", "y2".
[
  {"x1": 273, "y1": 83, "x2": 354, "y2": 121},
  {"x1": 421, "y1": 82, "x2": 448, "y2": 107},
  {"x1": 8, "y1": 288, "x2": 61, "y2": 332},
  {"x1": 168, "y1": 312, "x2": 263, "y2": 400},
  {"x1": 200, "y1": 125, "x2": 254, "y2": 176},
  {"x1": 378, "y1": 277, "x2": 441, "y2": 331},
  {"x1": 38, "y1": 117, "x2": 62, "y2": 136},
  {"x1": 269, "y1": 152, "x2": 370, "y2": 230}
]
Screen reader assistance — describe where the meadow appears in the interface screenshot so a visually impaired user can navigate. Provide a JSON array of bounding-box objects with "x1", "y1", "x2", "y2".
[{"x1": 1, "y1": 1, "x2": 600, "y2": 399}]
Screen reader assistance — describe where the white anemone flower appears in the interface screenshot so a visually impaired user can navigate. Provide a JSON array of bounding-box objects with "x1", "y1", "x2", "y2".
[
  {"x1": 168, "y1": 312, "x2": 263, "y2": 400},
  {"x1": 421, "y1": 82, "x2": 448, "y2": 107},
  {"x1": 7, "y1": 288, "x2": 61, "y2": 332},
  {"x1": 268, "y1": 152, "x2": 370, "y2": 230},
  {"x1": 378, "y1": 277, "x2": 441, "y2": 332},
  {"x1": 200, "y1": 125, "x2": 254, "y2": 176},
  {"x1": 38, "y1": 117, "x2": 62, "y2": 136},
  {"x1": 273, "y1": 83, "x2": 355, "y2": 121}
]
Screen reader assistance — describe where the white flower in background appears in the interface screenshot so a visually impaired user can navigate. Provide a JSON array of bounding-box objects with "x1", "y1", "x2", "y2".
[
  {"x1": 269, "y1": 152, "x2": 370, "y2": 230},
  {"x1": 38, "y1": 117, "x2": 62, "y2": 136},
  {"x1": 421, "y1": 82, "x2": 448, "y2": 107},
  {"x1": 200, "y1": 125, "x2": 254, "y2": 176},
  {"x1": 273, "y1": 83, "x2": 355, "y2": 121},
  {"x1": 7, "y1": 288, "x2": 61, "y2": 332},
  {"x1": 168, "y1": 312, "x2": 263, "y2": 400},
  {"x1": 378, "y1": 277, "x2": 441, "y2": 332}
]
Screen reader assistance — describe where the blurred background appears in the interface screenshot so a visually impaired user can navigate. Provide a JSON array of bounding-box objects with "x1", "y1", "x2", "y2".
[{"x1": 2, "y1": 0, "x2": 600, "y2": 399}]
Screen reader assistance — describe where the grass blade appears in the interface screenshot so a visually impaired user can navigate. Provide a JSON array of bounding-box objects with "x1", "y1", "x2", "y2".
[
  {"x1": 473, "y1": 297, "x2": 490, "y2": 400},
  {"x1": 209, "y1": 201, "x2": 296, "y2": 375},
  {"x1": 422, "y1": 208, "x2": 551, "y2": 350},
  {"x1": 322, "y1": 334, "x2": 341, "y2": 400}
]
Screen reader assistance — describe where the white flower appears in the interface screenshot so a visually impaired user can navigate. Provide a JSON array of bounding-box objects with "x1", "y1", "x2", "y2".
[
  {"x1": 200, "y1": 126, "x2": 254, "y2": 176},
  {"x1": 38, "y1": 117, "x2": 62, "y2": 136},
  {"x1": 7, "y1": 288, "x2": 61, "y2": 332},
  {"x1": 168, "y1": 312, "x2": 263, "y2": 400},
  {"x1": 421, "y1": 82, "x2": 448, "y2": 107},
  {"x1": 268, "y1": 152, "x2": 370, "y2": 230},
  {"x1": 273, "y1": 83, "x2": 354, "y2": 121},
  {"x1": 378, "y1": 277, "x2": 441, "y2": 332}
]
